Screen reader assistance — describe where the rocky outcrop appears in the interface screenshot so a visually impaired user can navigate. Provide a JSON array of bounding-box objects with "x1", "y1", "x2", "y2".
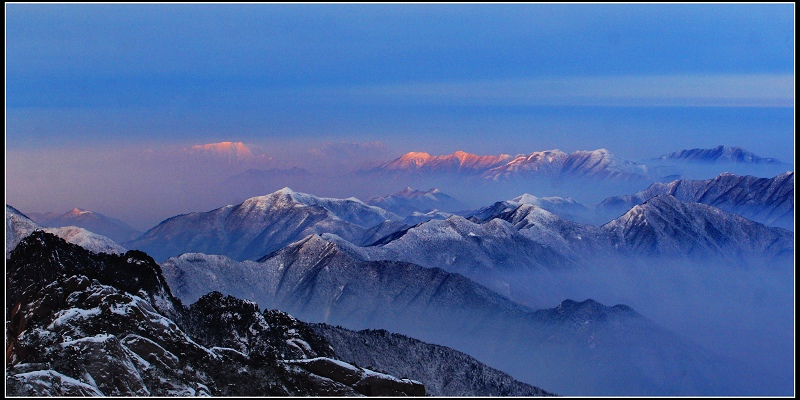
[
  {"x1": 284, "y1": 357, "x2": 425, "y2": 396},
  {"x1": 6, "y1": 231, "x2": 426, "y2": 397}
]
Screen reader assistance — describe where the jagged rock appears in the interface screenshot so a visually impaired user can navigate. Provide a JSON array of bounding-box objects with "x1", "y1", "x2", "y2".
[
  {"x1": 285, "y1": 357, "x2": 426, "y2": 396},
  {"x1": 6, "y1": 232, "x2": 426, "y2": 397}
]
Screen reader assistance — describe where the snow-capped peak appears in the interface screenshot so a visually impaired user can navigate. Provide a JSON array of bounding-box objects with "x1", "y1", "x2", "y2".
[
  {"x1": 188, "y1": 141, "x2": 254, "y2": 158},
  {"x1": 69, "y1": 208, "x2": 92, "y2": 216}
]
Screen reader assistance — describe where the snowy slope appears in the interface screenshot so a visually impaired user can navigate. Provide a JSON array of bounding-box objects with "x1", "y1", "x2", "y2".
[
  {"x1": 656, "y1": 145, "x2": 785, "y2": 164},
  {"x1": 125, "y1": 187, "x2": 400, "y2": 261},
  {"x1": 372, "y1": 149, "x2": 649, "y2": 182},
  {"x1": 601, "y1": 195, "x2": 793, "y2": 258},
  {"x1": 6, "y1": 205, "x2": 39, "y2": 258},
  {"x1": 313, "y1": 324, "x2": 554, "y2": 396},
  {"x1": 470, "y1": 194, "x2": 593, "y2": 224},
  {"x1": 6, "y1": 205, "x2": 126, "y2": 257},
  {"x1": 6, "y1": 231, "x2": 424, "y2": 396},
  {"x1": 366, "y1": 215, "x2": 574, "y2": 298},
  {"x1": 375, "y1": 151, "x2": 512, "y2": 174},
  {"x1": 353, "y1": 195, "x2": 793, "y2": 309},
  {"x1": 559, "y1": 149, "x2": 649, "y2": 180},
  {"x1": 480, "y1": 149, "x2": 649, "y2": 181},
  {"x1": 161, "y1": 234, "x2": 757, "y2": 396},
  {"x1": 42, "y1": 226, "x2": 127, "y2": 255},
  {"x1": 366, "y1": 187, "x2": 465, "y2": 216},
  {"x1": 480, "y1": 150, "x2": 568, "y2": 180},
  {"x1": 26, "y1": 208, "x2": 142, "y2": 243},
  {"x1": 598, "y1": 172, "x2": 794, "y2": 230},
  {"x1": 402, "y1": 209, "x2": 454, "y2": 225}
]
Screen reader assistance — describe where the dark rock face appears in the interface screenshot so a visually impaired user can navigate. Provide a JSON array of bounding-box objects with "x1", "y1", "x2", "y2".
[
  {"x1": 6, "y1": 231, "x2": 426, "y2": 396},
  {"x1": 6, "y1": 230, "x2": 182, "y2": 324}
]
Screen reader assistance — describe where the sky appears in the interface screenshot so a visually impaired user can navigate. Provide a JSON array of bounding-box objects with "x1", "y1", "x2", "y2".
[{"x1": 5, "y1": 3, "x2": 795, "y2": 229}]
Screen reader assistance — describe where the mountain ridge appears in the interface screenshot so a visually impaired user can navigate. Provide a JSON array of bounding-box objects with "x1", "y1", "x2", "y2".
[
  {"x1": 25, "y1": 207, "x2": 142, "y2": 243},
  {"x1": 124, "y1": 188, "x2": 400, "y2": 261}
]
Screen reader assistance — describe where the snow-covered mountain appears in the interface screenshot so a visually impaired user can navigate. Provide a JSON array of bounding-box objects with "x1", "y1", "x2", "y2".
[
  {"x1": 402, "y1": 209, "x2": 454, "y2": 225},
  {"x1": 313, "y1": 324, "x2": 554, "y2": 396},
  {"x1": 558, "y1": 149, "x2": 650, "y2": 180},
  {"x1": 371, "y1": 149, "x2": 651, "y2": 183},
  {"x1": 366, "y1": 187, "x2": 465, "y2": 216},
  {"x1": 6, "y1": 205, "x2": 126, "y2": 257},
  {"x1": 26, "y1": 207, "x2": 142, "y2": 243},
  {"x1": 363, "y1": 215, "x2": 575, "y2": 296},
  {"x1": 125, "y1": 187, "x2": 400, "y2": 261},
  {"x1": 656, "y1": 145, "x2": 785, "y2": 164},
  {"x1": 470, "y1": 193, "x2": 593, "y2": 223},
  {"x1": 162, "y1": 234, "x2": 530, "y2": 317},
  {"x1": 160, "y1": 234, "x2": 755, "y2": 396},
  {"x1": 598, "y1": 172, "x2": 794, "y2": 230},
  {"x1": 6, "y1": 205, "x2": 38, "y2": 257},
  {"x1": 375, "y1": 151, "x2": 513, "y2": 174},
  {"x1": 601, "y1": 195, "x2": 793, "y2": 258},
  {"x1": 479, "y1": 150, "x2": 568, "y2": 180},
  {"x1": 354, "y1": 194, "x2": 793, "y2": 309},
  {"x1": 6, "y1": 231, "x2": 426, "y2": 396},
  {"x1": 184, "y1": 141, "x2": 255, "y2": 161}
]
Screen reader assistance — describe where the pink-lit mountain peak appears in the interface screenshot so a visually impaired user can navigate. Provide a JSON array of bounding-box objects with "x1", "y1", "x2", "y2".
[
  {"x1": 68, "y1": 208, "x2": 92, "y2": 216},
  {"x1": 385, "y1": 150, "x2": 512, "y2": 171},
  {"x1": 396, "y1": 152, "x2": 433, "y2": 167},
  {"x1": 187, "y1": 141, "x2": 254, "y2": 159}
]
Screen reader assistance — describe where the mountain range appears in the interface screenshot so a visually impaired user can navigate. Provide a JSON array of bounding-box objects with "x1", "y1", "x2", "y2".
[
  {"x1": 7, "y1": 231, "x2": 559, "y2": 396},
  {"x1": 369, "y1": 148, "x2": 652, "y2": 182},
  {"x1": 656, "y1": 145, "x2": 786, "y2": 164},
  {"x1": 25, "y1": 207, "x2": 143, "y2": 243},
  {"x1": 366, "y1": 187, "x2": 466, "y2": 216},
  {"x1": 6, "y1": 154, "x2": 793, "y2": 396},
  {"x1": 312, "y1": 324, "x2": 553, "y2": 396},
  {"x1": 159, "y1": 233, "x2": 766, "y2": 395},
  {"x1": 6, "y1": 205, "x2": 126, "y2": 258},
  {"x1": 125, "y1": 188, "x2": 400, "y2": 261},
  {"x1": 123, "y1": 172, "x2": 793, "y2": 265},
  {"x1": 598, "y1": 171, "x2": 794, "y2": 230}
]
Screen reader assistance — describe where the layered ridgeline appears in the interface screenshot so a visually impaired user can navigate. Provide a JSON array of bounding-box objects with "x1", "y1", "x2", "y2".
[
  {"x1": 128, "y1": 184, "x2": 793, "y2": 308},
  {"x1": 7, "y1": 231, "x2": 554, "y2": 396},
  {"x1": 6, "y1": 231, "x2": 423, "y2": 396},
  {"x1": 125, "y1": 174, "x2": 793, "y2": 265},
  {"x1": 366, "y1": 187, "x2": 466, "y2": 217},
  {"x1": 656, "y1": 145, "x2": 786, "y2": 165},
  {"x1": 356, "y1": 195, "x2": 793, "y2": 303},
  {"x1": 598, "y1": 171, "x2": 794, "y2": 230},
  {"x1": 479, "y1": 171, "x2": 794, "y2": 229},
  {"x1": 25, "y1": 207, "x2": 143, "y2": 243},
  {"x1": 125, "y1": 188, "x2": 402, "y2": 261},
  {"x1": 153, "y1": 187, "x2": 792, "y2": 395},
  {"x1": 161, "y1": 233, "x2": 758, "y2": 396},
  {"x1": 312, "y1": 325, "x2": 553, "y2": 397},
  {"x1": 6, "y1": 205, "x2": 126, "y2": 258},
  {"x1": 649, "y1": 146, "x2": 791, "y2": 179},
  {"x1": 369, "y1": 149, "x2": 651, "y2": 182}
]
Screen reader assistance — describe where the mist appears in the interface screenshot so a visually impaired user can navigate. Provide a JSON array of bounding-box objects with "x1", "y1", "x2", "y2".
[
  {"x1": 503, "y1": 254, "x2": 795, "y2": 392},
  {"x1": 5, "y1": 141, "x2": 396, "y2": 231}
]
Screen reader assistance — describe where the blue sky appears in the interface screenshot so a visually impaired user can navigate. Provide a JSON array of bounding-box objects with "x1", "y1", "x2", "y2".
[
  {"x1": 5, "y1": 3, "x2": 795, "y2": 227},
  {"x1": 7, "y1": 4, "x2": 794, "y2": 154}
]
